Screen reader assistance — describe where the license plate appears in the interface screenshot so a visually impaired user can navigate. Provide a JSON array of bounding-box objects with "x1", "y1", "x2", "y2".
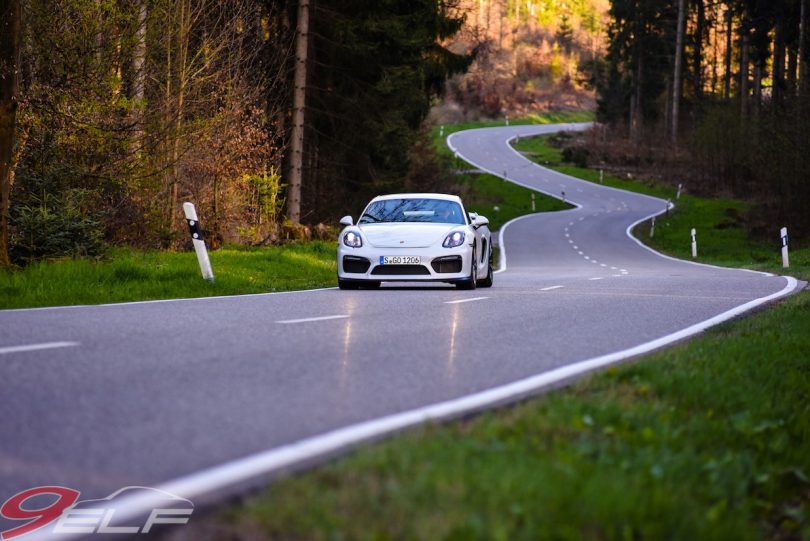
[{"x1": 380, "y1": 256, "x2": 421, "y2": 265}]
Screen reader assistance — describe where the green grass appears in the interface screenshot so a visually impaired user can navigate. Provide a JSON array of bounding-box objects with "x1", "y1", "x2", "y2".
[
  {"x1": 513, "y1": 134, "x2": 810, "y2": 281},
  {"x1": 214, "y1": 290, "x2": 810, "y2": 541},
  {"x1": 462, "y1": 172, "x2": 571, "y2": 232},
  {"x1": 0, "y1": 242, "x2": 337, "y2": 309}
]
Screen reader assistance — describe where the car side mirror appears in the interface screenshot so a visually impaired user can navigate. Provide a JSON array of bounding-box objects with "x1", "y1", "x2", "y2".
[
  {"x1": 339, "y1": 215, "x2": 354, "y2": 227},
  {"x1": 468, "y1": 212, "x2": 479, "y2": 222},
  {"x1": 473, "y1": 216, "x2": 489, "y2": 229}
]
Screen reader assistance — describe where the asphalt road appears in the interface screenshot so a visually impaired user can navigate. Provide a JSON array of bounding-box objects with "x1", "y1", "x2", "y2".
[{"x1": 0, "y1": 123, "x2": 799, "y2": 536}]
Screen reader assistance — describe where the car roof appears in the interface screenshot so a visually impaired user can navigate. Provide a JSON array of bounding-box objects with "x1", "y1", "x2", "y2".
[{"x1": 370, "y1": 193, "x2": 463, "y2": 203}]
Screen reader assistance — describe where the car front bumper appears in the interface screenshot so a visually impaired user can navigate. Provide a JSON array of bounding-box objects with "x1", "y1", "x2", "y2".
[{"x1": 337, "y1": 244, "x2": 473, "y2": 282}]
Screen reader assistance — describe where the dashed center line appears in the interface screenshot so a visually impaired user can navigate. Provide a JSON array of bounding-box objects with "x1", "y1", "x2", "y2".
[
  {"x1": 540, "y1": 285, "x2": 565, "y2": 291},
  {"x1": 0, "y1": 342, "x2": 80, "y2": 355},
  {"x1": 277, "y1": 315, "x2": 350, "y2": 324},
  {"x1": 445, "y1": 297, "x2": 489, "y2": 305},
  {"x1": 589, "y1": 277, "x2": 604, "y2": 281}
]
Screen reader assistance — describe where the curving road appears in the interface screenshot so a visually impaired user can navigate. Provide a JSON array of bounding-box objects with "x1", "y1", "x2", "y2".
[{"x1": 0, "y1": 123, "x2": 799, "y2": 535}]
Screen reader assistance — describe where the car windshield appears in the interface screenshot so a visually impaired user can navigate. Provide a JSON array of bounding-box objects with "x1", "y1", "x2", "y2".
[{"x1": 359, "y1": 198, "x2": 466, "y2": 225}]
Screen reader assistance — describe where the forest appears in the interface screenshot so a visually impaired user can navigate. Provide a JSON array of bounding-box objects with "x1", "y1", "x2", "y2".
[
  {"x1": 1, "y1": 0, "x2": 805, "y2": 266},
  {"x1": 594, "y1": 0, "x2": 810, "y2": 239}
]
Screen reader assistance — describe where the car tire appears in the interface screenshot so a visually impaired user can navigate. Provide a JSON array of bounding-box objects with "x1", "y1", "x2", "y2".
[
  {"x1": 456, "y1": 249, "x2": 478, "y2": 290},
  {"x1": 338, "y1": 279, "x2": 359, "y2": 290},
  {"x1": 478, "y1": 252, "x2": 494, "y2": 288}
]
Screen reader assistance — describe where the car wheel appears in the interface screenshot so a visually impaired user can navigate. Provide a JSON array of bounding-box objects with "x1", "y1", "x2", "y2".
[
  {"x1": 456, "y1": 249, "x2": 477, "y2": 290},
  {"x1": 338, "y1": 279, "x2": 359, "y2": 290},
  {"x1": 478, "y1": 252, "x2": 494, "y2": 288}
]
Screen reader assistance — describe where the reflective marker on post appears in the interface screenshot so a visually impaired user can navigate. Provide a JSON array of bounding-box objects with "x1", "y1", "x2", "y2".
[
  {"x1": 781, "y1": 227, "x2": 789, "y2": 268},
  {"x1": 691, "y1": 228, "x2": 697, "y2": 258},
  {"x1": 183, "y1": 202, "x2": 215, "y2": 283}
]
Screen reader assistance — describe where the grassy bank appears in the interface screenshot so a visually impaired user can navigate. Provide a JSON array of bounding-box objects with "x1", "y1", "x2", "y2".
[
  {"x1": 0, "y1": 242, "x2": 337, "y2": 309},
  {"x1": 198, "y1": 119, "x2": 810, "y2": 541}
]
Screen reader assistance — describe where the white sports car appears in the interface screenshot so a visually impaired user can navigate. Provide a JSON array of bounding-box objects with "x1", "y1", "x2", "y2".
[{"x1": 337, "y1": 193, "x2": 493, "y2": 290}]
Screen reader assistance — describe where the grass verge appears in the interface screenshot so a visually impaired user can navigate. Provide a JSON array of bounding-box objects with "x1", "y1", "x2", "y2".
[
  {"x1": 201, "y1": 120, "x2": 810, "y2": 541},
  {"x1": 0, "y1": 242, "x2": 337, "y2": 309}
]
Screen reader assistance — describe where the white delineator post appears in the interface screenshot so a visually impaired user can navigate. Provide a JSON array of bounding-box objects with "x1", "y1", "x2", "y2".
[
  {"x1": 439, "y1": 125, "x2": 444, "y2": 137},
  {"x1": 677, "y1": 183, "x2": 683, "y2": 200},
  {"x1": 183, "y1": 202, "x2": 215, "y2": 283},
  {"x1": 531, "y1": 193, "x2": 536, "y2": 211},
  {"x1": 781, "y1": 227, "x2": 789, "y2": 268},
  {"x1": 650, "y1": 216, "x2": 656, "y2": 238},
  {"x1": 691, "y1": 228, "x2": 697, "y2": 258},
  {"x1": 599, "y1": 169, "x2": 604, "y2": 184}
]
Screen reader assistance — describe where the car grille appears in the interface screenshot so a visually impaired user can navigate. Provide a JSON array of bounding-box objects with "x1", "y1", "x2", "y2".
[
  {"x1": 342, "y1": 256, "x2": 370, "y2": 274},
  {"x1": 371, "y1": 265, "x2": 430, "y2": 276},
  {"x1": 431, "y1": 256, "x2": 462, "y2": 274}
]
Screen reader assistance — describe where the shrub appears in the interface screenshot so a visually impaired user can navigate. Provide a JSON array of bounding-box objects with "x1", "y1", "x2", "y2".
[{"x1": 10, "y1": 190, "x2": 106, "y2": 264}]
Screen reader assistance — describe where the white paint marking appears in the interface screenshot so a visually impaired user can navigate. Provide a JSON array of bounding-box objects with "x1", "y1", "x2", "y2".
[
  {"x1": 578, "y1": 251, "x2": 584, "y2": 255},
  {"x1": 540, "y1": 285, "x2": 564, "y2": 291},
  {"x1": 276, "y1": 315, "x2": 349, "y2": 324},
  {"x1": 445, "y1": 297, "x2": 489, "y2": 305},
  {"x1": 600, "y1": 264, "x2": 607, "y2": 267},
  {"x1": 565, "y1": 233, "x2": 570, "y2": 238},
  {"x1": 584, "y1": 256, "x2": 590, "y2": 260},
  {"x1": 589, "y1": 277, "x2": 604, "y2": 281},
  {"x1": 0, "y1": 342, "x2": 80, "y2": 355}
]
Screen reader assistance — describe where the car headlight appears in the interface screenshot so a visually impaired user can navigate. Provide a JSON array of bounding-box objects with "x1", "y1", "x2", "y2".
[
  {"x1": 343, "y1": 231, "x2": 363, "y2": 248},
  {"x1": 442, "y1": 231, "x2": 465, "y2": 248}
]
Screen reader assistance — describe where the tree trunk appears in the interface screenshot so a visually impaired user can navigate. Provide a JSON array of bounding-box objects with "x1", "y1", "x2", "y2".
[
  {"x1": 132, "y1": 0, "x2": 147, "y2": 102},
  {"x1": 740, "y1": 28, "x2": 749, "y2": 117},
  {"x1": 801, "y1": 0, "x2": 808, "y2": 96},
  {"x1": 752, "y1": 63, "x2": 762, "y2": 116},
  {"x1": 773, "y1": 17, "x2": 786, "y2": 105},
  {"x1": 286, "y1": 0, "x2": 309, "y2": 224},
  {"x1": 724, "y1": 6, "x2": 733, "y2": 99},
  {"x1": 693, "y1": 0, "x2": 705, "y2": 99},
  {"x1": 672, "y1": 0, "x2": 687, "y2": 144},
  {"x1": 0, "y1": 0, "x2": 21, "y2": 266}
]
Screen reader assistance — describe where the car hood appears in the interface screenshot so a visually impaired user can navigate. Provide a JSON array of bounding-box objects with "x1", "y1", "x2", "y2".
[{"x1": 359, "y1": 223, "x2": 460, "y2": 248}]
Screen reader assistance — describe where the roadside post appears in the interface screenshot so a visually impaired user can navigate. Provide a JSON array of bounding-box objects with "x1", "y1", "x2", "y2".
[
  {"x1": 691, "y1": 228, "x2": 697, "y2": 258},
  {"x1": 531, "y1": 193, "x2": 536, "y2": 211},
  {"x1": 781, "y1": 227, "x2": 789, "y2": 268},
  {"x1": 599, "y1": 169, "x2": 604, "y2": 184},
  {"x1": 505, "y1": 114, "x2": 509, "y2": 126},
  {"x1": 183, "y1": 202, "x2": 215, "y2": 283},
  {"x1": 677, "y1": 183, "x2": 683, "y2": 200},
  {"x1": 666, "y1": 198, "x2": 671, "y2": 216},
  {"x1": 439, "y1": 125, "x2": 444, "y2": 138},
  {"x1": 650, "y1": 216, "x2": 655, "y2": 238},
  {"x1": 561, "y1": 190, "x2": 566, "y2": 203}
]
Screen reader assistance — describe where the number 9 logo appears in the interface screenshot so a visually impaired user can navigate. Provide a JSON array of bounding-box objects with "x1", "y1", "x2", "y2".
[{"x1": 1, "y1": 486, "x2": 80, "y2": 540}]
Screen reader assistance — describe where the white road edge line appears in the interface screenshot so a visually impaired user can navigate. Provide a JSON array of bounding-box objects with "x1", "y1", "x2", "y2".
[
  {"x1": 445, "y1": 297, "x2": 489, "y2": 304},
  {"x1": 0, "y1": 342, "x2": 80, "y2": 355},
  {"x1": 276, "y1": 315, "x2": 349, "y2": 324},
  {"x1": 540, "y1": 285, "x2": 564, "y2": 291}
]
